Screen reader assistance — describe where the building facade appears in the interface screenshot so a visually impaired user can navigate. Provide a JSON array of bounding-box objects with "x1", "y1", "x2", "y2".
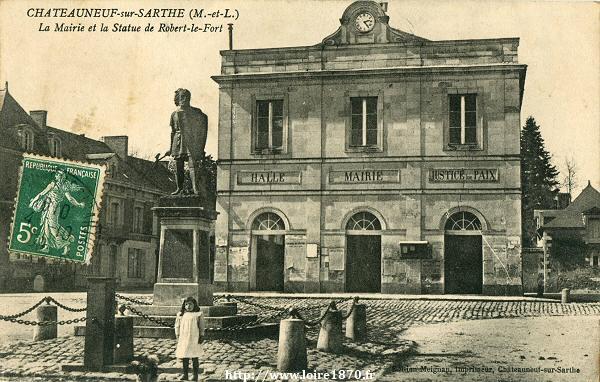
[
  {"x1": 212, "y1": 1, "x2": 526, "y2": 295},
  {"x1": 0, "y1": 86, "x2": 174, "y2": 291}
]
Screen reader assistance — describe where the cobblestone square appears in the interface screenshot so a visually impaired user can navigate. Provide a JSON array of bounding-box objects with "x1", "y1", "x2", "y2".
[{"x1": 0, "y1": 294, "x2": 599, "y2": 381}]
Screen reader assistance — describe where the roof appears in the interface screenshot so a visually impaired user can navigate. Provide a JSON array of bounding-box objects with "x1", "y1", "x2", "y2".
[
  {"x1": 0, "y1": 88, "x2": 174, "y2": 194},
  {"x1": 0, "y1": 89, "x2": 49, "y2": 154},
  {"x1": 47, "y1": 127, "x2": 174, "y2": 193},
  {"x1": 542, "y1": 183, "x2": 600, "y2": 230},
  {"x1": 534, "y1": 209, "x2": 562, "y2": 217},
  {"x1": 565, "y1": 182, "x2": 600, "y2": 213},
  {"x1": 542, "y1": 211, "x2": 584, "y2": 229},
  {"x1": 46, "y1": 126, "x2": 113, "y2": 160},
  {"x1": 125, "y1": 156, "x2": 175, "y2": 193}
]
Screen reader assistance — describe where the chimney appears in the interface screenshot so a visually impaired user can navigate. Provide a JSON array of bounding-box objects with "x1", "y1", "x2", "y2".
[
  {"x1": 102, "y1": 135, "x2": 128, "y2": 159},
  {"x1": 30, "y1": 110, "x2": 47, "y2": 130}
]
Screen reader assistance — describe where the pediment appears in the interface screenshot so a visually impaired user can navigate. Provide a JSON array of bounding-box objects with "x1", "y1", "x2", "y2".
[{"x1": 321, "y1": 1, "x2": 428, "y2": 46}]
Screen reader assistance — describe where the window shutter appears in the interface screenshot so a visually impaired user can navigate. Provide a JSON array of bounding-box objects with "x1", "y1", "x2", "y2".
[{"x1": 144, "y1": 202, "x2": 154, "y2": 235}]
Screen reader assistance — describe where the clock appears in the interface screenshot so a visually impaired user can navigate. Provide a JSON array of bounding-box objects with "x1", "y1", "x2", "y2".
[{"x1": 354, "y1": 12, "x2": 375, "y2": 33}]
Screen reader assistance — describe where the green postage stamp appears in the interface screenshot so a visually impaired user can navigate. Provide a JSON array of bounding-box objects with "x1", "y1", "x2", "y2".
[{"x1": 8, "y1": 154, "x2": 105, "y2": 264}]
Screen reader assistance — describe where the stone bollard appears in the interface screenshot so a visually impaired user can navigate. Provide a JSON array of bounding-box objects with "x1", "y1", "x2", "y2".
[
  {"x1": 113, "y1": 315, "x2": 134, "y2": 364},
  {"x1": 316, "y1": 302, "x2": 343, "y2": 353},
  {"x1": 33, "y1": 303, "x2": 57, "y2": 341},
  {"x1": 345, "y1": 303, "x2": 367, "y2": 341},
  {"x1": 277, "y1": 318, "x2": 307, "y2": 372},
  {"x1": 84, "y1": 277, "x2": 116, "y2": 371},
  {"x1": 561, "y1": 288, "x2": 570, "y2": 304}
]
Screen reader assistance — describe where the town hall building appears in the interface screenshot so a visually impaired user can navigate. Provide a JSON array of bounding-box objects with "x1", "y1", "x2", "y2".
[{"x1": 212, "y1": 1, "x2": 526, "y2": 295}]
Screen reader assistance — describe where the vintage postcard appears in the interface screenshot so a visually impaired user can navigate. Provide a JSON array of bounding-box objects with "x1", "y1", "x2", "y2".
[{"x1": 0, "y1": 0, "x2": 598, "y2": 381}]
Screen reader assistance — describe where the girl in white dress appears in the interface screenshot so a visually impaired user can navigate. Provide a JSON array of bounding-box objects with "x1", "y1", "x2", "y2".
[{"x1": 175, "y1": 297, "x2": 205, "y2": 381}]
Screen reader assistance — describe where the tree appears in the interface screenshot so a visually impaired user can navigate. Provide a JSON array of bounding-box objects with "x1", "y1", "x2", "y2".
[
  {"x1": 560, "y1": 156, "x2": 578, "y2": 198},
  {"x1": 520, "y1": 116, "x2": 560, "y2": 247}
]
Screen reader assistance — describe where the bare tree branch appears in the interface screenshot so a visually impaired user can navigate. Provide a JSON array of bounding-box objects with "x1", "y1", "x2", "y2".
[{"x1": 561, "y1": 156, "x2": 579, "y2": 196}]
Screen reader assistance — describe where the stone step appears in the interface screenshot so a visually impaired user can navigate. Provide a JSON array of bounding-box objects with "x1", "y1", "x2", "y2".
[
  {"x1": 75, "y1": 325, "x2": 176, "y2": 339},
  {"x1": 125, "y1": 304, "x2": 237, "y2": 317},
  {"x1": 131, "y1": 314, "x2": 259, "y2": 329},
  {"x1": 74, "y1": 322, "x2": 279, "y2": 339}
]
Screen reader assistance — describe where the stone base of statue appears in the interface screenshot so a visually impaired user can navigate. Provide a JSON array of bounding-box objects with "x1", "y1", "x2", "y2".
[
  {"x1": 153, "y1": 195, "x2": 217, "y2": 306},
  {"x1": 111, "y1": 195, "x2": 276, "y2": 339},
  {"x1": 75, "y1": 195, "x2": 277, "y2": 339}
]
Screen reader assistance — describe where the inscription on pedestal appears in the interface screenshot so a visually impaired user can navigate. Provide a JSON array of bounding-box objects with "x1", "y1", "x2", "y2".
[{"x1": 162, "y1": 229, "x2": 193, "y2": 279}]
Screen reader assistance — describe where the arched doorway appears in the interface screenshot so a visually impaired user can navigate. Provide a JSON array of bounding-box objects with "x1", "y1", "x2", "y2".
[
  {"x1": 444, "y1": 211, "x2": 483, "y2": 294},
  {"x1": 345, "y1": 211, "x2": 382, "y2": 293},
  {"x1": 250, "y1": 212, "x2": 286, "y2": 291}
]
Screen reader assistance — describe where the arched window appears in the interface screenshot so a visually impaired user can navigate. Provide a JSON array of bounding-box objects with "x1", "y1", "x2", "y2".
[
  {"x1": 252, "y1": 212, "x2": 285, "y2": 231},
  {"x1": 346, "y1": 211, "x2": 381, "y2": 231},
  {"x1": 48, "y1": 136, "x2": 61, "y2": 157},
  {"x1": 445, "y1": 211, "x2": 482, "y2": 231},
  {"x1": 18, "y1": 125, "x2": 34, "y2": 151}
]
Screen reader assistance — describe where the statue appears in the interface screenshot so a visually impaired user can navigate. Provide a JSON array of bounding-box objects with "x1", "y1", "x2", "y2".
[{"x1": 165, "y1": 88, "x2": 208, "y2": 197}]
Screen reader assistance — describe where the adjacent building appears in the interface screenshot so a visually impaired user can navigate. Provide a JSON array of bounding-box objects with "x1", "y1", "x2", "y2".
[
  {"x1": 0, "y1": 85, "x2": 174, "y2": 291},
  {"x1": 535, "y1": 182, "x2": 600, "y2": 291},
  {"x1": 212, "y1": 1, "x2": 526, "y2": 294}
]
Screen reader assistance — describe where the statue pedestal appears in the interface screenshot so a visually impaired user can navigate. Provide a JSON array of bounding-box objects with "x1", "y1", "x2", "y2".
[{"x1": 153, "y1": 196, "x2": 218, "y2": 306}]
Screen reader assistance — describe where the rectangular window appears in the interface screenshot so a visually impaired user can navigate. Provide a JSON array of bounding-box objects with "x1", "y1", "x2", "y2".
[
  {"x1": 255, "y1": 100, "x2": 284, "y2": 152},
  {"x1": 127, "y1": 248, "x2": 144, "y2": 278},
  {"x1": 593, "y1": 255, "x2": 599, "y2": 268},
  {"x1": 109, "y1": 202, "x2": 119, "y2": 227},
  {"x1": 350, "y1": 97, "x2": 378, "y2": 146},
  {"x1": 449, "y1": 94, "x2": 477, "y2": 145},
  {"x1": 133, "y1": 206, "x2": 143, "y2": 233}
]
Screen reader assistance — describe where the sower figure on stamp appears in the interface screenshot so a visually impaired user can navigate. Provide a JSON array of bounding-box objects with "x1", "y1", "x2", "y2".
[{"x1": 166, "y1": 88, "x2": 208, "y2": 198}]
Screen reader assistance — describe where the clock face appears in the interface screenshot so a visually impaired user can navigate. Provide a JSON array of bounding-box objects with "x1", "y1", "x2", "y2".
[{"x1": 354, "y1": 12, "x2": 375, "y2": 32}]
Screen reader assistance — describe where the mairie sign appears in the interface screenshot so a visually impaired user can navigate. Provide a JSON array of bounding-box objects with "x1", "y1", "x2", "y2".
[
  {"x1": 429, "y1": 168, "x2": 499, "y2": 182},
  {"x1": 329, "y1": 170, "x2": 400, "y2": 184}
]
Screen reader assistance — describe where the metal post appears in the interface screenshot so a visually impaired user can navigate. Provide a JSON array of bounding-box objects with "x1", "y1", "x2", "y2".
[{"x1": 228, "y1": 24, "x2": 234, "y2": 50}]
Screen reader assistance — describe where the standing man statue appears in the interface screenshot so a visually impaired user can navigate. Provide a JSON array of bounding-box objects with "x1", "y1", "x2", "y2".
[{"x1": 166, "y1": 88, "x2": 208, "y2": 197}]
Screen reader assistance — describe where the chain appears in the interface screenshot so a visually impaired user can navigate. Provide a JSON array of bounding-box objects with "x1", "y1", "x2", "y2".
[
  {"x1": 230, "y1": 296, "x2": 289, "y2": 313},
  {"x1": 205, "y1": 309, "x2": 289, "y2": 333},
  {"x1": 0, "y1": 316, "x2": 87, "y2": 326},
  {"x1": 340, "y1": 297, "x2": 358, "y2": 320},
  {"x1": 45, "y1": 297, "x2": 87, "y2": 312},
  {"x1": 0, "y1": 297, "x2": 49, "y2": 319},
  {"x1": 115, "y1": 293, "x2": 153, "y2": 306},
  {"x1": 288, "y1": 304, "x2": 328, "y2": 327},
  {"x1": 123, "y1": 305, "x2": 173, "y2": 327}
]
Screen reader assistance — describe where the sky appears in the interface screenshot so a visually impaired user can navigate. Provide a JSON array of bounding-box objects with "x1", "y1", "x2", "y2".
[{"x1": 0, "y1": 0, "x2": 598, "y2": 196}]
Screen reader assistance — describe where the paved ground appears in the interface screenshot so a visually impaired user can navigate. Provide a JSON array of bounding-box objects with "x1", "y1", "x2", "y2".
[
  {"x1": 0, "y1": 294, "x2": 599, "y2": 380},
  {"x1": 0, "y1": 292, "x2": 87, "y2": 344},
  {"x1": 381, "y1": 315, "x2": 599, "y2": 382}
]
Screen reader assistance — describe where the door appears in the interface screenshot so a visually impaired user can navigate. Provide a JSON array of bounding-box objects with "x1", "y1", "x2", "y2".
[
  {"x1": 444, "y1": 235, "x2": 483, "y2": 294},
  {"x1": 255, "y1": 235, "x2": 285, "y2": 291},
  {"x1": 346, "y1": 235, "x2": 381, "y2": 293}
]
